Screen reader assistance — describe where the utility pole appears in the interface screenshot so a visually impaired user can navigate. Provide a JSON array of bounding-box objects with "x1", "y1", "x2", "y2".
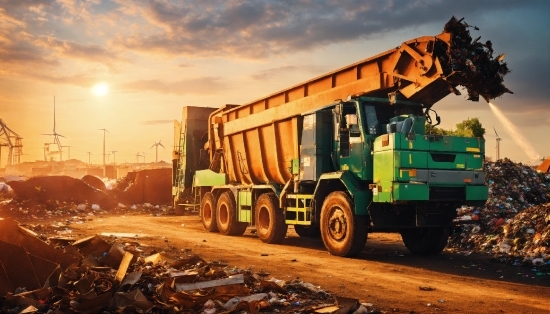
[
  {"x1": 110, "y1": 150, "x2": 118, "y2": 165},
  {"x1": 62, "y1": 145, "x2": 72, "y2": 159},
  {"x1": 87, "y1": 152, "x2": 92, "y2": 165},
  {"x1": 99, "y1": 128, "x2": 109, "y2": 166}
]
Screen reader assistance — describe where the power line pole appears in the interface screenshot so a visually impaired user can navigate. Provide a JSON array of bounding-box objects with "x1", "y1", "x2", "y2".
[
  {"x1": 110, "y1": 150, "x2": 118, "y2": 165},
  {"x1": 87, "y1": 152, "x2": 92, "y2": 165},
  {"x1": 99, "y1": 128, "x2": 109, "y2": 166}
]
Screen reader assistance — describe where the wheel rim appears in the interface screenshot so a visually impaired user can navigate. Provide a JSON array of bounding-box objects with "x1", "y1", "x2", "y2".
[
  {"x1": 203, "y1": 203, "x2": 212, "y2": 222},
  {"x1": 219, "y1": 203, "x2": 228, "y2": 226},
  {"x1": 327, "y1": 206, "x2": 347, "y2": 241},
  {"x1": 258, "y1": 206, "x2": 270, "y2": 232}
]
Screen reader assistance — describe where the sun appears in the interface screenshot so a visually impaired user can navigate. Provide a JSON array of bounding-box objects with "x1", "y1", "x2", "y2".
[{"x1": 92, "y1": 82, "x2": 109, "y2": 97}]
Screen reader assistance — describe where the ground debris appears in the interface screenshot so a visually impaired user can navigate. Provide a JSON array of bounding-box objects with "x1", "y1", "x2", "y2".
[
  {"x1": 448, "y1": 159, "x2": 550, "y2": 270},
  {"x1": 0, "y1": 219, "x2": 377, "y2": 313}
]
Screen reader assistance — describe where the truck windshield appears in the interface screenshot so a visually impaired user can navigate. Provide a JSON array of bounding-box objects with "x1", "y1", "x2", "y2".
[
  {"x1": 362, "y1": 103, "x2": 423, "y2": 136},
  {"x1": 374, "y1": 105, "x2": 423, "y2": 124}
]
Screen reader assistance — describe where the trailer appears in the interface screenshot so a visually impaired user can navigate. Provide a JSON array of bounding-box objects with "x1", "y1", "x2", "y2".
[{"x1": 172, "y1": 17, "x2": 510, "y2": 256}]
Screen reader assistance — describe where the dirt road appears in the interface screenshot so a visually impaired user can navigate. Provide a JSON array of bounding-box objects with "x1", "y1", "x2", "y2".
[{"x1": 52, "y1": 212, "x2": 549, "y2": 314}]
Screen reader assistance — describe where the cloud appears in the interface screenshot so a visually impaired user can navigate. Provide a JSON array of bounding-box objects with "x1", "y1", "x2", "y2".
[
  {"x1": 118, "y1": 77, "x2": 229, "y2": 95},
  {"x1": 28, "y1": 72, "x2": 99, "y2": 87},
  {"x1": 178, "y1": 63, "x2": 194, "y2": 68},
  {"x1": 140, "y1": 119, "x2": 173, "y2": 125},
  {"x1": 112, "y1": 0, "x2": 546, "y2": 59},
  {"x1": 34, "y1": 36, "x2": 123, "y2": 66}
]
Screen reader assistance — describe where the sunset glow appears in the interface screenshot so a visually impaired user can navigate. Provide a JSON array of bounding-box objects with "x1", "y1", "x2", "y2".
[
  {"x1": 0, "y1": 1, "x2": 547, "y2": 164},
  {"x1": 92, "y1": 83, "x2": 109, "y2": 97}
]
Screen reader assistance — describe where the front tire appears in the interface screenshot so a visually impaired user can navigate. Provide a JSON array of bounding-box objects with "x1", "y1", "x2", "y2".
[
  {"x1": 320, "y1": 191, "x2": 367, "y2": 257},
  {"x1": 255, "y1": 193, "x2": 287, "y2": 244},
  {"x1": 216, "y1": 191, "x2": 247, "y2": 236},
  {"x1": 400, "y1": 228, "x2": 449, "y2": 255},
  {"x1": 200, "y1": 192, "x2": 217, "y2": 232}
]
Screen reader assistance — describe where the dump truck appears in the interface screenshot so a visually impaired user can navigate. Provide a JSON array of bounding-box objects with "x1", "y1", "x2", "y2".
[{"x1": 172, "y1": 17, "x2": 511, "y2": 257}]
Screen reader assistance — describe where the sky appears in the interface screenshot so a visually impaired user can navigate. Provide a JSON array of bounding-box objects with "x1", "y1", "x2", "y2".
[{"x1": 0, "y1": 0, "x2": 549, "y2": 166}]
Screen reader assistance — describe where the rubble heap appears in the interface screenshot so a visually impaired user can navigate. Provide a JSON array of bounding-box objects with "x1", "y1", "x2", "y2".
[
  {"x1": 0, "y1": 219, "x2": 374, "y2": 314},
  {"x1": 448, "y1": 159, "x2": 550, "y2": 268},
  {"x1": 437, "y1": 16, "x2": 512, "y2": 102}
]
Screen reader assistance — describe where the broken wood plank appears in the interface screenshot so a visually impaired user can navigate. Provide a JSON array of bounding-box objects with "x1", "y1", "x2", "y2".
[{"x1": 175, "y1": 274, "x2": 244, "y2": 291}]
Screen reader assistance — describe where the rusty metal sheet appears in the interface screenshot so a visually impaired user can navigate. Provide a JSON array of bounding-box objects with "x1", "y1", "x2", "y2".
[
  {"x1": 0, "y1": 240, "x2": 42, "y2": 294},
  {"x1": 0, "y1": 218, "x2": 79, "y2": 270},
  {"x1": 71, "y1": 234, "x2": 111, "y2": 258}
]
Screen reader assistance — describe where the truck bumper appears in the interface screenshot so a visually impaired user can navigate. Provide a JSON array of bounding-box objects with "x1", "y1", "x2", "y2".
[{"x1": 373, "y1": 182, "x2": 488, "y2": 202}]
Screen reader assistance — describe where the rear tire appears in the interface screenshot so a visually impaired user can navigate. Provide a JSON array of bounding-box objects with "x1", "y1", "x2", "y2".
[
  {"x1": 216, "y1": 191, "x2": 247, "y2": 236},
  {"x1": 294, "y1": 225, "x2": 320, "y2": 238},
  {"x1": 200, "y1": 192, "x2": 218, "y2": 232},
  {"x1": 255, "y1": 193, "x2": 287, "y2": 244},
  {"x1": 400, "y1": 228, "x2": 449, "y2": 255},
  {"x1": 320, "y1": 191, "x2": 367, "y2": 257}
]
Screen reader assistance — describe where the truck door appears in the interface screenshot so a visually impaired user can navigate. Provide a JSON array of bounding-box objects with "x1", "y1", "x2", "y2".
[{"x1": 337, "y1": 102, "x2": 366, "y2": 179}]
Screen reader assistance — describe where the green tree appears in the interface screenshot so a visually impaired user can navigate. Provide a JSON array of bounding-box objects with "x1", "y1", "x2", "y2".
[
  {"x1": 454, "y1": 118, "x2": 485, "y2": 138},
  {"x1": 424, "y1": 124, "x2": 451, "y2": 135},
  {"x1": 425, "y1": 117, "x2": 485, "y2": 138}
]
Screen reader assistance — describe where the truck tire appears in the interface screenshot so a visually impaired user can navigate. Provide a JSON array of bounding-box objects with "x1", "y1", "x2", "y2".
[
  {"x1": 216, "y1": 191, "x2": 247, "y2": 236},
  {"x1": 400, "y1": 228, "x2": 449, "y2": 255},
  {"x1": 294, "y1": 225, "x2": 321, "y2": 238},
  {"x1": 320, "y1": 191, "x2": 367, "y2": 257},
  {"x1": 200, "y1": 192, "x2": 218, "y2": 232},
  {"x1": 255, "y1": 193, "x2": 288, "y2": 244}
]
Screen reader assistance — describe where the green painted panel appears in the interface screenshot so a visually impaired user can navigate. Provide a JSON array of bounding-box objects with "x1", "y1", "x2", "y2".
[
  {"x1": 194, "y1": 169, "x2": 228, "y2": 187},
  {"x1": 238, "y1": 190, "x2": 252, "y2": 223},
  {"x1": 238, "y1": 191, "x2": 252, "y2": 206},
  {"x1": 395, "y1": 151, "x2": 428, "y2": 168},
  {"x1": 372, "y1": 181, "x2": 393, "y2": 202},
  {"x1": 466, "y1": 153, "x2": 484, "y2": 170},
  {"x1": 466, "y1": 185, "x2": 489, "y2": 200},
  {"x1": 372, "y1": 182, "x2": 428, "y2": 202},
  {"x1": 393, "y1": 183, "x2": 429, "y2": 201},
  {"x1": 428, "y1": 136, "x2": 485, "y2": 153},
  {"x1": 373, "y1": 150, "x2": 394, "y2": 182},
  {"x1": 427, "y1": 153, "x2": 467, "y2": 170}
]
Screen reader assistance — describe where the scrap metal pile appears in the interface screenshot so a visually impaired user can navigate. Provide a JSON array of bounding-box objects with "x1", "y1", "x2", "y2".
[
  {"x1": 0, "y1": 219, "x2": 374, "y2": 314},
  {"x1": 437, "y1": 16, "x2": 512, "y2": 102},
  {"x1": 448, "y1": 159, "x2": 550, "y2": 269}
]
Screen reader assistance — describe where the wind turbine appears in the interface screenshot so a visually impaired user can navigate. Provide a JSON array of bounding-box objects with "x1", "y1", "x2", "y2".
[
  {"x1": 135, "y1": 151, "x2": 143, "y2": 163},
  {"x1": 42, "y1": 96, "x2": 64, "y2": 161},
  {"x1": 493, "y1": 126, "x2": 502, "y2": 161},
  {"x1": 150, "y1": 139, "x2": 165, "y2": 162},
  {"x1": 99, "y1": 128, "x2": 109, "y2": 166}
]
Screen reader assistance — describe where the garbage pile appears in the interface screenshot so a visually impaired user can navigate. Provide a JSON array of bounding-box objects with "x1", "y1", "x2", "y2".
[
  {"x1": 0, "y1": 199, "x2": 174, "y2": 223},
  {"x1": 436, "y1": 16, "x2": 512, "y2": 102},
  {"x1": 4, "y1": 168, "x2": 173, "y2": 212},
  {"x1": 0, "y1": 219, "x2": 375, "y2": 314},
  {"x1": 7, "y1": 176, "x2": 114, "y2": 209},
  {"x1": 448, "y1": 159, "x2": 550, "y2": 269}
]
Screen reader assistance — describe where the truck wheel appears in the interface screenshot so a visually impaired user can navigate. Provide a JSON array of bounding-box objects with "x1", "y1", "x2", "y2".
[
  {"x1": 400, "y1": 228, "x2": 449, "y2": 255},
  {"x1": 255, "y1": 193, "x2": 288, "y2": 244},
  {"x1": 320, "y1": 191, "x2": 367, "y2": 257},
  {"x1": 216, "y1": 191, "x2": 247, "y2": 236},
  {"x1": 200, "y1": 192, "x2": 218, "y2": 232},
  {"x1": 294, "y1": 225, "x2": 321, "y2": 238}
]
